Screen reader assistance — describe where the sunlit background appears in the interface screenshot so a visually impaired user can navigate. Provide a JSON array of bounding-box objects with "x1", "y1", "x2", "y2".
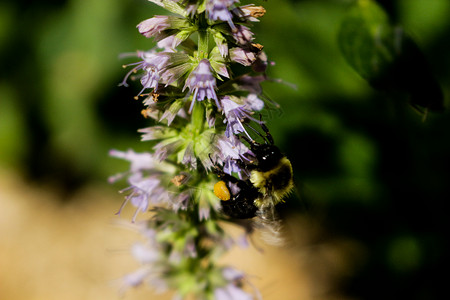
[{"x1": 1, "y1": 0, "x2": 450, "y2": 299}]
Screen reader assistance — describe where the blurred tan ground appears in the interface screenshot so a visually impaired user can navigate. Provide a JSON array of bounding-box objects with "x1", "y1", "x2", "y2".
[{"x1": 0, "y1": 169, "x2": 363, "y2": 300}]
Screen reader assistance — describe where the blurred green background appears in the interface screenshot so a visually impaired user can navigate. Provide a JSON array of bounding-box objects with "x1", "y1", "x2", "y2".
[{"x1": 1, "y1": 0, "x2": 450, "y2": 299}]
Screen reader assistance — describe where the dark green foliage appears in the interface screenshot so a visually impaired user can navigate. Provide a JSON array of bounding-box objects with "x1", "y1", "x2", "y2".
[{"x1": 338, "y1": 0, "x2": 444, "y2": 112}]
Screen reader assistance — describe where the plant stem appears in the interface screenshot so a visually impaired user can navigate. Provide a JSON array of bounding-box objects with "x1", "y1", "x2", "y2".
[{"x1": 197, "y1": 14, "x2": 209, "y2": 59}]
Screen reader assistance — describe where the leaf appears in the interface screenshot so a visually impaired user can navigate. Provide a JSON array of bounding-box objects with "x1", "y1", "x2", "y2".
[
  {"x1": 338, "y1": 0, "x2": 444, "y2": 112},
  {"x1": 147, "y1": 0, "x2": 187, "y2": 17}
]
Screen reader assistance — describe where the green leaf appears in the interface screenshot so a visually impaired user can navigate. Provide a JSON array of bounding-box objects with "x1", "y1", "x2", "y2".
[
  {"x1": 338, "y1": 0, "x2": 444, "y2": 112},
  {"x1": 148, "y1": 0, "x2": 187, "y2": 16},
  {"x1": 338, "y1": 0, "x2": 394, "y2": 81}
]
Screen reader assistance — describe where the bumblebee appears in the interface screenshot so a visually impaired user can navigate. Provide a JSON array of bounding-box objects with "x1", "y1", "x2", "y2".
[{"x1": 212, "y1": 124, "x2": 294, "y2": 219}]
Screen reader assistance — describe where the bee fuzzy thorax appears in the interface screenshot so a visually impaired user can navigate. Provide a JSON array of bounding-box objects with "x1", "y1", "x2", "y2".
[{"x1": 250, "y1": 156, "x2": 294, "y2": 207}]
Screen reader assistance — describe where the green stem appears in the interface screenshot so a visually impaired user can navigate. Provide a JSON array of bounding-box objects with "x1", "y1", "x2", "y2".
[
  {"x1": 191, "y1": 100, "x2": 205, "y2": 133},
  {"x1": 198, "y1": 28, "x2": 209, "y2": 59}
]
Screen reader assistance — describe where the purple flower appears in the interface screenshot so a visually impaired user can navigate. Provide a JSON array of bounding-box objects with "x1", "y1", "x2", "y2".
[
  {"x1": 131, "y1": 242, "x2": 159, "y2": 264},
  {"x1": 122, "y1": 268, "x2": 149, "y2": 288},
  {"x1": 221, "y1": 96, "x2": 261, "y2": 140},
  {"x1": 157, "y1": 36, "x2": 180, "y2": 51},
  {"x1": 118, "y1": 173, "x2": 168, "y2": 222},
  {"x1": 214, "y1": 134, "x2": 252, "y2": 176},
  {"x1": 214, "y1": 267, "x2": 258, "y2": 300},
  {"x1": 120, "y1": 51, "x2": 169, "y2": 96},
  {"x1": 243, "y1": 94, "x2": 264, "y2": 111},
  {"x1": 206, "y1": 0, "x2": 239, "y2": 30},
  {"x1": 137, "y1": 15, "x2": 190, "y2": 43},
  {"x1": 121, "y1": 51, "x2": 191, "y2": 94},
  {"x1": 214, "y1": 285, "x2": 253, "y2": 300},
  {"x1": 120, "y1": 224, "x2": 169, "y2": 294},
  {"x1": 184, "y1": 59, "x2": 220, "y2": 113},
  {"x1": 109, "y1": 149, "x2": 174, "y2": 222},
  {"x1": 229, "y1": 47, "x2": 256, "y2": 66},
  {"x1": 108, "y1": 149, "x2": 157, "y2": 182},
  {"x1": 137, "y1": 15, "x2": 171, "y2": 38},
  {"x1": 232, "y1": 25, "x2": 254, "y2": 45},
  {"x1": 140, "y1": 53, "x2": 170, "y2": 93}
]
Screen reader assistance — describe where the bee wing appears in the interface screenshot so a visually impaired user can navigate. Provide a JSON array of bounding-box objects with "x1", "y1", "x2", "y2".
[{"x1": 254, "y1": 201, "x2": 284, "y2": 246}]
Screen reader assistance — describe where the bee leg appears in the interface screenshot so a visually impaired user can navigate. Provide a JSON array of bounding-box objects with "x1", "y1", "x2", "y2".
[
  {"x1": 235, "y1": 155, "x2": 257, "y2": 171},
  {"x1": 259, "y1": 119, "x2": 274, "y2": 145},
  {"x1": 209, "y1": 154, "x2": 225, "y2": 176},
  {"x1": 239, "y1": 134, "x2": 263, "y2": 152}
]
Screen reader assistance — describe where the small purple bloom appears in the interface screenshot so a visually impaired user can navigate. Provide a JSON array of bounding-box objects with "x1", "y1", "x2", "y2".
[
  {"x1": 229, "y1": 47, "x2": 257, "y2": 66},
  {"x1": 120, "y1": 51, "x2": 169, "y2": 96},
  {"x1": 214, "y1": 134, "x2": 251, "y2": 176},
  {"x1": 157, "y1": 36, "x2": 180, "y2": 51},
  {"x1": 119, "y1": 173, "x2": 166, "y2": 222},
  {"x1": 214, "y1": 285, "x2": 253, "y2": 300},
  {"x1": 243, "y1": 94, "x2": 264, "y2": 111},
  {"x1": 232, "y1": 25, "x2": 254, "y2": 45},
  {"x1": 108, "y1": 149, "x2": 157, "y2": 182},
  {"x1": 120, "y1": 224, "x2": 169, "y2": 294},
  {"x1": 221, "y1": 96, "x2": 260, "y2": 140},
  {"x1": 109, "y1": 150, "x2": 173, "y2": 222},
  {"x1": 140, "y1": 52, "x2": 170, "y2": 93},
  {"x1": 206, "y1": 0, "x2": 239, "y2": 30},
  {"x1": 218, "y1": 267, "x2": 261, "y2": 300},
  {"x1": 122, "y1": 268, "x2": 149, "y2": 288},
  {"x1": 214, "y1": 267, "x2": 256, "y2": 300},
  {"x1": 131, "y1": 242, "x2": 159, "y2": 264},
  {"x1": 184, "y1": 59, "x2": 220, "y2": 113},
  {"x1": 137, "y1": 16, "x2": 171, "y2": 38}
]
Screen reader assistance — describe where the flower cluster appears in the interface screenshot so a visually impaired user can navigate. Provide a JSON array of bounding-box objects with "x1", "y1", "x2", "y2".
[{"x1": 111, "y1": 1, "x2": 282, "y2": 299}]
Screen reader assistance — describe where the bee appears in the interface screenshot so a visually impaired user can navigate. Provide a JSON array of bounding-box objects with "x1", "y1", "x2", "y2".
[{"x1": 212, "y1": 123, "x2": 294, "y2": 221}]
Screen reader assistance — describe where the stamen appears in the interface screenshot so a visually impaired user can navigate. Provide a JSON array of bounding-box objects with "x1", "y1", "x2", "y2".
[
  {"x1": 119, "y1": 65, "x2": 142, "y2": 87},
  {"x1": 115, "y1": 196, "x2": 131, "y2": 216},
  {"x1": 236, "y1": 117, "x2": 253, "y2": 140},
  {"x1": 188, "y1": 90, "x2": 198, "y2": 114},
  {"x1": 131, "y1": 207, "x2": 140, "y2": 223}
]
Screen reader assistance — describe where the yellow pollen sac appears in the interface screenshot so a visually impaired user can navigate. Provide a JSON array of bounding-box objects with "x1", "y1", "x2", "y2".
[{"x1": 214, "y1": 181, "x2": 231, "y2": 201}]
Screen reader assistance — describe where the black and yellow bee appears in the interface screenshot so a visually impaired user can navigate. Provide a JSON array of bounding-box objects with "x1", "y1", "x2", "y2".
[{"x1": 212, "y1": 124, "x2": 294, "y2": 220}]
